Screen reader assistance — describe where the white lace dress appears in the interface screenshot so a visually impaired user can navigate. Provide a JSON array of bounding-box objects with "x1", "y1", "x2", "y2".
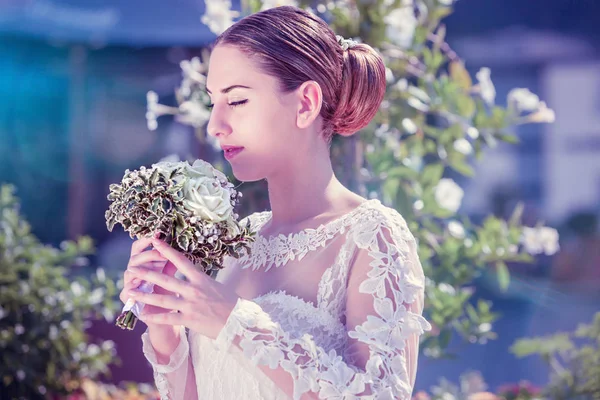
[{"x1": 141, "y1": 199, "x2": 431, "y2": 399}]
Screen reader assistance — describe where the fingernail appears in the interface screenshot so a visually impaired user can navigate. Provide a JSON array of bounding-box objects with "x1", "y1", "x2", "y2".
[{"x1": 132, "y1": 278, "x2": 140, "y2": 285}]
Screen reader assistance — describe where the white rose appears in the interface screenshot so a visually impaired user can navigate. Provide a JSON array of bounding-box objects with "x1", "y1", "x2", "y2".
[
  {"x1": 434, "y1": 178, "x2": 464, "y2": 213},
  {"x1": 185, "y1": 159, "x2": 229, "y2": 182},
  {"x1": 183, "y1": 176, "x2": 233, "y2": 223}
]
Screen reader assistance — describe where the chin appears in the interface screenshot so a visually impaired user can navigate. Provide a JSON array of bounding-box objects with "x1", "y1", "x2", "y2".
[{"x1": 230, "y1": 166, "x2": 265, "y2": 183}]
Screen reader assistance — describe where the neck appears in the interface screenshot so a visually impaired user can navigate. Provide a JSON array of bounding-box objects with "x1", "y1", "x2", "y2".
[{"x1": 264, "y1": 142, "x2": 360, "y2": 231}]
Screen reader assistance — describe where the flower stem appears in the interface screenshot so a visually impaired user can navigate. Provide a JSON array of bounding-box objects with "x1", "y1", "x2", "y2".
[{"x1": 115, "y1": 310, "x2": 138, "y2": 330}]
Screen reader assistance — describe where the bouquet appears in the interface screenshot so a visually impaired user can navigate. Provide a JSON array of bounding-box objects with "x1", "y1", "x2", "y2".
[{"x1": 105, "y1": 159, "x2": 255, "y2": 330}]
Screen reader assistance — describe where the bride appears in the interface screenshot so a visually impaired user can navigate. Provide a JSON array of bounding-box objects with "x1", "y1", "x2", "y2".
[{"x1": 120, "y1": 6, "x2": 431, "y2": 400}]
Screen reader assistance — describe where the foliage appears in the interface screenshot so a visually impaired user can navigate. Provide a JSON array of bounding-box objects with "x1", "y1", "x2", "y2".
[
  {"x1": 53, "y1": 378, "x2": 161, "y2": 400},
  {"x1": 0, "y1": 184, "x2": 122, "y2": 399},
  {"x1": 412, "y1": 371, "x2": 542, "y2": 400},
  {"x1": 145, "y1": 0, "x2": 558, "y2": 358},
  {"x1": 511, "y1": 312, "x2": 600, "y2": 400}
]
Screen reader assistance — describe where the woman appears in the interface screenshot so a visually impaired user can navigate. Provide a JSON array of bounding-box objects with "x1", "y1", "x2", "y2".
[{"x1": 121, "y1": 6, "x2": 431, "y2": 399}]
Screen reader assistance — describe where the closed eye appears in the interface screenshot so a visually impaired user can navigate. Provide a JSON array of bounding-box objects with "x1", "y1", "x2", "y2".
[{"x1": 207, "y1": 99, "x2": 248, "y2": 110}]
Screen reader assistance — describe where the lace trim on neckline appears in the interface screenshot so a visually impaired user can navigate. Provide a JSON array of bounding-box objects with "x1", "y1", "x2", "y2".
[{"x1": 238, "y1": 199, "x2": 380, "y2": 271}]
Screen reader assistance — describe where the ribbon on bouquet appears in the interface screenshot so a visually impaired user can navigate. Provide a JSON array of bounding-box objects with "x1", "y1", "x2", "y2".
[{"x1": 122, "y1": 280, "x2": 155, "y2": 318}]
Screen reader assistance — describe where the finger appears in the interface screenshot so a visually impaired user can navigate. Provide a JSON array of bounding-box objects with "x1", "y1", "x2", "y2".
[
  {"x1": 128, "y1": 266, "x2": 193, "y2": 296},
  {"x1": 123, "y1": 273, "x2": 142, "y2": 289},
  {"x1": 130, "y1": 236, "x2": 155, "y2": 257},
  {"x1": 140, "y1": 312, "x2": 186, "y2": 326},
  {"x1": 151, "y1": 239, "x2": 202, "y2": 282},
  {"x1": 128, "y1": 290, "x2": 185, "y2": 311},
  {"x1": 128, "y1": 250, "x2": 167, "y2": 268}
]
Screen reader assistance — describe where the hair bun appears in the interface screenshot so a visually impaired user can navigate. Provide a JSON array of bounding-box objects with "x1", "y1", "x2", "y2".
[{"x1": 331, "y1": 43, "x2": 386, "y2": 136}]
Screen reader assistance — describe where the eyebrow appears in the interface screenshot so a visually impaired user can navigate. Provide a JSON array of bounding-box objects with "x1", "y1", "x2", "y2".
[{"x1": 206, "y1": 85, "x2": 252, "y2": 94}]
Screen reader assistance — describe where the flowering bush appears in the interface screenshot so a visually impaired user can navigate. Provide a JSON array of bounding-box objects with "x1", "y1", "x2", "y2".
[
  {"x1": 511, "y1": 312, "x2": 600, "y2": 399},
  {"x1": 0, "y1": 184, "x2": 122, "y2": 399},
  {"x1": 412, "y1": 371, "x2": 543, "y2": 400},
  {"x1": 145, "y1": 0, "x2": 559, "y2": 357}
]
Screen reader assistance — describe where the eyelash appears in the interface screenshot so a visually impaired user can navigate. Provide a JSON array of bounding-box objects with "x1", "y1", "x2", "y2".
[{"x1": 207, "y1": 100, "x2": 248, "y2": 110}]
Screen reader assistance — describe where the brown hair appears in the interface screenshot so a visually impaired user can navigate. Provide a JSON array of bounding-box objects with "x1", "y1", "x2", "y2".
[{"x1": 213, "y1": 6, "x2": 386, "y2": 142}]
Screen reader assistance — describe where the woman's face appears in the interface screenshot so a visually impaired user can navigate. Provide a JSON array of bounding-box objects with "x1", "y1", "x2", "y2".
[{"x1": 206, "y1": 44, "x2": 303, "y2": 182}]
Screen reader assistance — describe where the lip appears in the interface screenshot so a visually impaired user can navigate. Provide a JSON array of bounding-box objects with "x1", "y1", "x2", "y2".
[{"x1": 222, "y1": 146, "x2": 244, "y2": 160}]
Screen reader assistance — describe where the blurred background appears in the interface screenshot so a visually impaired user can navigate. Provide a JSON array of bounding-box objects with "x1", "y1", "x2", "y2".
[{"x1": 0, "y1": 0, "x2": 599, "y2": 398}]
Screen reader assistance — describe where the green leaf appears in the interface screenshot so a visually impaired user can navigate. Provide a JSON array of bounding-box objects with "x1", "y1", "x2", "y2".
[
  {"x1": 177, "y1": 234, "x2": 190, "y2": 252},
  {"x1": 496, "y1": 261, "x2": 510, "y2": 291},
  {"x1": 439, "y1": 330, "x2": 451, "y2": 349},
  {"x1": 421, "y1": 163, "x2": 444, "y2": 187},
  {"x1": 448, "y1": 156, "x2": 475, "y2": 177},
  {"x1": 509, "y1": 202, "x2": 525, "y2": 227},
  {"x1": 496, "y1": 133, "x2": 520, "y2": 144},
  {"x1": 449, "y1": 61, "x2": 472, "y2": 90},
  {"x1": 454, "y1": 94, "x2": 476, "y2": 119}
]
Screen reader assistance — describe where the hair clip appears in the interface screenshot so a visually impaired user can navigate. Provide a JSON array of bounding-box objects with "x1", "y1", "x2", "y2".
[{"x1": 336, "y1": 35, "x2": 358, "y2": 51}]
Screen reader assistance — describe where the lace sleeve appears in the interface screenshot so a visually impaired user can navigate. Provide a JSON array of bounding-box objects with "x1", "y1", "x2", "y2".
[
  {"x1": 214, "y1": 213, "x2": 432, "y2": 399},
  {"x1": 141, "y1": 325, "x2": 196, "y2": 400}
]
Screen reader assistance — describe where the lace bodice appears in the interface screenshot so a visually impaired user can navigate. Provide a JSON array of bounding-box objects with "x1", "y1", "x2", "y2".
[{"x1": 141, "y1": 199, "x2": 431, "y2": 399}]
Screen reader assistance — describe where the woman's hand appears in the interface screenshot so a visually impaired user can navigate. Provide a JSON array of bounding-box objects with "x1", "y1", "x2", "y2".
[
  {"x1": 125, "y1": 237, "x2": 241, "y2": 341},
  {"x1": 120, "y1": 236, "x2": 176, "y2": 320}
]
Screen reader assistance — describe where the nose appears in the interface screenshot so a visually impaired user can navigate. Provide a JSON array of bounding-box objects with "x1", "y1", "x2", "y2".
[{"x1": 206, "y1": 104, "x2": 232, "y2": 139}]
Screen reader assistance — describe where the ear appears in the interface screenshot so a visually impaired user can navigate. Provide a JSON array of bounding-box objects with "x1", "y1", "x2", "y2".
[{"x1": 296, "y1": 80, "x2": 323, "y2": 129}]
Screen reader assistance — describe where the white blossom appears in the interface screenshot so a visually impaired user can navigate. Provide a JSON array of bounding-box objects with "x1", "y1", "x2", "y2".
[
  {"x1": 394, "y1": 78, "x2": 408, "y2": 92},
  {"x1": 96, "y1": 267, "x2": 106, "y2": 283},
  {"x1": 407, "y1": 85, "x2": 431, "y2": 103},
  {"x1": 435, "y1": 178, "x2": 464, "y2": 213},
  {"x1": 177, "y1": 101, "x2": 211, "y2": 128},
  {"x1": 521, "y1": 226, "x2": 560, "y2": 255},
  {"x1": 466, "y1": 126, "x2": 479, "y2": 139},
  {"x1": 507, "y1": 88, "x2": 540, "y2": 113},
  {"x1": 526, "y1": 101, "x2": 556, "y2": 123},
  {"x1": 384, "y1": 0, "x2": 417, "y2": 49},
  {"x1": 453, "y1": 138, "x2": 473, "y2": 155},
  {"x1": 475, "y1": 67, "x2": 496, "y2": 105},
  {"x1": 385, "y1": 67, "x2": 394, "y2": 83},
  {"x1": 407, "y1": 97, "x2": 430, "y2": 112},
  {"x1": 447, "y1": 220, "x2": 465, "y2": 239},
  {"x1": 201, "y1": 0, "x2": 239, "y2": 35},
  {"x1": 460, "y1": 370, "x2": 488, "y2": 395},
  {"x1": 261, "y1": 0, "x2": 298, "y2": 10},
  {"x1": 414, "y1": 200, "x2": 424, "y2": 211},
  {"x1": 438, "y1": 282, "x2": 456, "y2": 295},
  {"x1": 70, "y1": 281, "x2": 84, "y2": 296},
  {"x1": 402, "y1": 118, "x2": 417, "y2": 134}
]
